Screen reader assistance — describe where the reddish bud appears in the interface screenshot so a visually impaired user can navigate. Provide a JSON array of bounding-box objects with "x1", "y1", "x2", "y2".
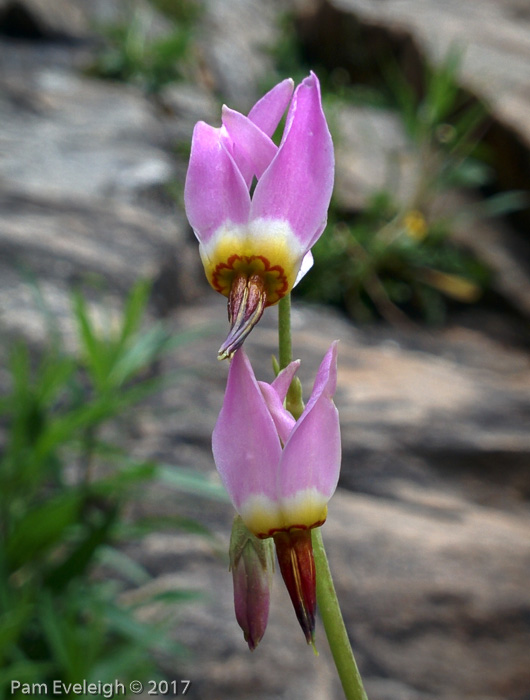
[{"x1": 273, "y1": 528, "x2": 316, "y2": 645}]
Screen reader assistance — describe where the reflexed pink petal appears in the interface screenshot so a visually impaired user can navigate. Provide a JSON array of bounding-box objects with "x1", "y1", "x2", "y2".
[
  {"x1": 184, "y1": 121, "x2": 250, "y2": 245},
  {"x1": 222, "y1": 107, "x2": 278, "y2": 187},
  {"x1": 258, "y1": 361, "x2": 299, "y2": 445},
  {"x1": 302, "y1": 340, "x2": 338, "y2": 414},
  {"x1": 271, "y1": 360, "x2": 300, "y2": 402},
  {"x1": 212, "y1": 350, "x2": 282, "y2": 510},
  {"x1": 278, "y1": 342, "x2": 341, "y2": 500},
  {"x1": 250, "y1": 73, "x2": 334, "y2": 250},
  {"x1": 248, "y1": 78, "x2": 294, "y2": 137},
  {"x1": 258, "y1": 382, "x2": 296, "y2": 446}
]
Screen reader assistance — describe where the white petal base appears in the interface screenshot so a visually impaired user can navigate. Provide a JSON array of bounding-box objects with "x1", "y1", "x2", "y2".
[{"x1": 239, "y1": 488, "x2": 328, "y2": 538}]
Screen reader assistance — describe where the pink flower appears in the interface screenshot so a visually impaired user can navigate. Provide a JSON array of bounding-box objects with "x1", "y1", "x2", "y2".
[
  {"x1": 213, "y1": 342, "x2": 341, "y2": 643},
  {"x1": 184, "y1": 74, "x2": 334, "y2": 359},
  {"x1": 213, "y1": 342, "x2": 341, "y2": 536}
]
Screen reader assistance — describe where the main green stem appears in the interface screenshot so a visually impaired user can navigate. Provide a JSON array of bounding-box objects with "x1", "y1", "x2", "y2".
[
  {"x1": 277, "y1": 295, "x2": 368, "y2": 700},
  {"x1": 278, "y1": 293, "x2": 293, "y2": 370},
  {"x1": 312, "y1": 528, "x2": 368, "y2": 700}
]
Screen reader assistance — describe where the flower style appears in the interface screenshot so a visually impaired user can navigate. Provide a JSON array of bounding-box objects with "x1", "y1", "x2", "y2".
[
  {"x1": 213, "y1": 342, "x2": 341, "y2": 642},
  {"x1": 184, "y1": 73, "x2": 334, "y2": 359}
]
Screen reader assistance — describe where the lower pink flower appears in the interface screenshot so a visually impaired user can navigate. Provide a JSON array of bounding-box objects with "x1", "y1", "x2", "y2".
[{"x1": 213, "y1": 342, "x2": 341, "y2": 642}]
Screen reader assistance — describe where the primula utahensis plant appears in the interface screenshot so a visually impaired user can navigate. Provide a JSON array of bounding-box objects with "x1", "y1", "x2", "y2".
[{"x1": 185, "y1": 74, "x2": 367, "y2": 700}]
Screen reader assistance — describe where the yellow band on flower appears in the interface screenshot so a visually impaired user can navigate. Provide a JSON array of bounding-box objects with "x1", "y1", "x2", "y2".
[
  {"x1": 239, "y1": 489, "x2": 328, "y2": 538},
  {"x1": 199, "y1": 219, "x2": 303, "y2": 306}
]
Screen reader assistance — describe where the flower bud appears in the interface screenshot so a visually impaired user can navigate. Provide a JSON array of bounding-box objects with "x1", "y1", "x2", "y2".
[
  {"x1": 229, "y1": 516, "x2": 274, "y2": 650},
  {"x1": 273, "y1": 528, "x2": 317, "y2": 646}
]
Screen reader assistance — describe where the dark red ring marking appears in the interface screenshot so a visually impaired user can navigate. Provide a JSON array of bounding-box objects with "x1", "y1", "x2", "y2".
[
  {"x1": 256, "y1": 517, "x2": 327, "y2": 540},
  {"x1": 212, "y1": 254, "x2": 289, "y2": 300}
]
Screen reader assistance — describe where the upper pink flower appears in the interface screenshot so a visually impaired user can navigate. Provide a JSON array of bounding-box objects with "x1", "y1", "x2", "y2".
[
  {"x1": 212, "y1": 342, "x2": 341, "y2": 538},
  {"x1": 184, "y1": 73, "x2": 334, "y2": 359}
]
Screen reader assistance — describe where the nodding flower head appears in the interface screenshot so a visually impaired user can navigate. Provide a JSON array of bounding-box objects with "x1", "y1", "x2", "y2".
[
  {"x1": 213, "y1": 342, "x2": 341, "y2": 642},
  {"x1": 184, "y1": 73, "x2": 334, "y2": 359}
]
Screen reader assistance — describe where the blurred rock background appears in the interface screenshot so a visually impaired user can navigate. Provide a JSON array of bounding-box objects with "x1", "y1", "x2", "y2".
[{"x1": 0, "y1": 1, "x2": 529, "y2": 699}]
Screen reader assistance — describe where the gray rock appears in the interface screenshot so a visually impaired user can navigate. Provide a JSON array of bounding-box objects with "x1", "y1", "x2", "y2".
[
  {"x1": 198, "y1": 0, "x2": 283, "y2": 110},
  {"x1": 0, "y1": 0, "x2": 88, "y2": 39},
  {"x1": 0, "y1": 37, "x2": 207, "y2": 340},
  {"x1": 157, "y1": 82, "x2": 221, "y2": 145},
  {"x1": 72, "y1": 0, "x2": 172, "y2": 39},
  {"x1": 441, "y1": 191, "x2": 530, "y2": 320},
  {"x1": 314, "y1": 0, "x2": 530, "y2": 145},
  {"x1": 296, "y1": 0, "x2": 530, "y2": 209},
  {"x1": 333, "y1": 103, "x2": 417, "y2": 211},
  {"x1": 0, "y1": 189, "x2": 203, "y2": 346},
  {"x1": 325, "y1": 488, "x2": 530, "y2": 700},
  {"x1": 0, "y1": 69, "x2": 175, "y2": 206}
]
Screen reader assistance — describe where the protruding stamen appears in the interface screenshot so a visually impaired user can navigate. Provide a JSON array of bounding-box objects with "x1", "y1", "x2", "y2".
[{"x1": 218, "y1": 274, "x2": 267, "y2": 360}]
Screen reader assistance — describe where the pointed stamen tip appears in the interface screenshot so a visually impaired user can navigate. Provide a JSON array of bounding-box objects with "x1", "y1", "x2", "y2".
[
  {"x1": 301, "y1": 613, "x2": 316, "y2": 647},
  {"x1": 217, "y1": 346, "x2": 233, "y2": 361}
]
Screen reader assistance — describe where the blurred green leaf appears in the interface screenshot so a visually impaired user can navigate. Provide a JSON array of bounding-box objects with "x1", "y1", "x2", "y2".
[
  {"x1": 73, "y1": 289, "x2": 106, "y2": 388},
  {"x1": 91, "y1": 462, "x2": 157, "y2": 497},
  {"x1": 0, "y1": 661, "x2": 54, "y2": 689},
  {"x1": 44, "y1": 505, "x2": 118, "y2": 592},
  {"x1": 444, "y1": 158, "x2": 492, "y2": 188},
  {"x1": 97, "y1": 546, "x2": 151, "y2": 586},
  {"x1": 39, "y1": 592, "x2": 73, "y2": 674},
  {"x1": 90, "y1": 6, "x2": 198, "y2": 94},
  {"x1": 383, "y1": 59, "x2": 419, "y2": 140},
  {"x1": 104, "y1": 603, "x2": 173, "y2": 653},
  {"x1": 6, "y1": 493, "x2": 81, "y2": 570},
  {"x1": 157, "y1": 464, "x2": 229, "y2": 501},
  {"x1": 423, "y1": 46, "x2": 463, "y2": 125},
  {"x1": 115, "y1": 514, "x2": 214, "y2": 540},
  {"x1": 133, "y1": 588, "x2": 203, "y2": 608},
  {"x1": 474, "y1": 190, "x2": 529, "y2": 218},
  {"x1": 108, "y1": 325, "x2": 171, "y2": 388},
  {"x1": 0, "y1": 600, "x2": 34, "y2": 659},
  {"x1": 0, "y1": 278, "x2": 216, "y2": 686},
  {"x1": 118, "y1": 279, "x2": 152, "y2": 347}
]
